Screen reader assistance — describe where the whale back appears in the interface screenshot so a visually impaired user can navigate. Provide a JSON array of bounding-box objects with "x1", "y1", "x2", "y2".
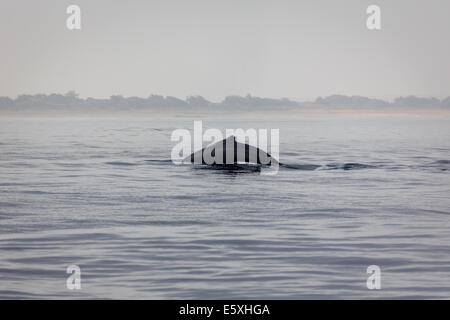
[{"x1": 185, "y1": 135, "x2": 278, "y2": 165}]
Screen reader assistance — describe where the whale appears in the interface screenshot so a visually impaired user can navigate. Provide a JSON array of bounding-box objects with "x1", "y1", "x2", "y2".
[{"x1": 184, "y1": 135, "x2": 279, "y2": 166}]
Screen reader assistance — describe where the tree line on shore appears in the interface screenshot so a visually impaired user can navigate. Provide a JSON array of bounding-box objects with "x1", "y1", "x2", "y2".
[{"x1": 0, "y1": 92, "x2": 449, "y2": 109}]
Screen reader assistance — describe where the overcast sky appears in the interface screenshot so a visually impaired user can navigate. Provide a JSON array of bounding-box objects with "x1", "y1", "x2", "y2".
[{"x1": 0, "y1": 0, "x2": 449, "y2": 101}]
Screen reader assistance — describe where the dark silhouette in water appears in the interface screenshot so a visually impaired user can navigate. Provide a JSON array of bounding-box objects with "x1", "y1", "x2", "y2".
[
  {"x1": 184, "y1": 135, "x2": 279, "y2": 166},
  {"x1": 183, "y1": 136, "x2": 378, "y2": 172}
]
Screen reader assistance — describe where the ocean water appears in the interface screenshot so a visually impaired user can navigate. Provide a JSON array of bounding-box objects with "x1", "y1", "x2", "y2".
[{"x1": 0, "y1": 114, "x2": 449, "y2": 299}]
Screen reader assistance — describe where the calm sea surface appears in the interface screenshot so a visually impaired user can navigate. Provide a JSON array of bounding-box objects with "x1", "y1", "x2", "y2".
[{"x1": 0, "y1": 114, "x2": 449, "y2": 299}]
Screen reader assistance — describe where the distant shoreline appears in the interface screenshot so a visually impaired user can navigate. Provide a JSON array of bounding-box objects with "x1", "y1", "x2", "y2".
[
  {"x1": 1, "y1": 93, "x2": 449, "y2": 112},
  {"x1": 2, "y1": 107, "x2": 450, "y2": 118}
]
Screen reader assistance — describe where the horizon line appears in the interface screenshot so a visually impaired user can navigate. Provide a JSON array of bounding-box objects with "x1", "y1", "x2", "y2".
[{"x1": 1, "y1": 92, "x2": 450, "y2": 104}]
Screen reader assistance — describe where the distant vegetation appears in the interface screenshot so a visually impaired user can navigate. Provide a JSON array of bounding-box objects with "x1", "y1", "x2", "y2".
[
  {"x1": 0, "y1": 91, "x2": 449, "y2": 110},
  {"x1": 314, "y1": 95, "x2": 450, "y2": 108}
]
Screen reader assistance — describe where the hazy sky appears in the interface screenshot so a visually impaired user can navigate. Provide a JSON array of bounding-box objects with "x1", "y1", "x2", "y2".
[{"x1": 0, "y1": 0, "x2": 449, "y2": 101}]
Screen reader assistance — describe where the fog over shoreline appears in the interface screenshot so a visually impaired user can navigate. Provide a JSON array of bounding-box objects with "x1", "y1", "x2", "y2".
[{"x1": 1, "y1": 92, "x2": 450, "y2": 111}]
